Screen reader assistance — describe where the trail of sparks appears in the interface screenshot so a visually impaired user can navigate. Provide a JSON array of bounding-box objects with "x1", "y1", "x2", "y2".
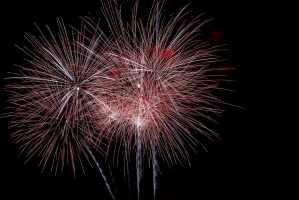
[
  {"x1": 125, "y1": 144, "x2": 132, "y2": 198},
  {"x1": 136, "y1": 130, "x2": 142, "y2": 200},
  {"x1": 153, "y1": 142, "x2": 158, "y2": 200},
  {"x1": 84, "y1": 141, "x2": 116, "y2": 200},
  {"x1": 108, "y1": 164, "x2": 117, "y2": 193}
]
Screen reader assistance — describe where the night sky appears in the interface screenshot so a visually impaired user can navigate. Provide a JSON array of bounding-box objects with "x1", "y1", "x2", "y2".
[{"x1": 0, "y1": 0, "x2": 290, "y2": 199}]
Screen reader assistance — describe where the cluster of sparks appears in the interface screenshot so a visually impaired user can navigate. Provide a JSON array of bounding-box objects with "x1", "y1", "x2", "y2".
[{"x1": 5, "y1": 1, "x2": 232, "y2": 199}]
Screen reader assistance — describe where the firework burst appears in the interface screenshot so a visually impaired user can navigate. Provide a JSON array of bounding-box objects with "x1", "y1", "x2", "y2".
[
  {"x1": 82, "y1": 1, "x2": 232, "y2": 198},
  {"x1": 4, "y1": 19, "x2": 113, "y2": 175},
  {"x1": 4, "y1": 1, "x2": 234, "y2": 199},
  {"x1": 87, "y1": 0, "x2": 227, "y2": 167}
]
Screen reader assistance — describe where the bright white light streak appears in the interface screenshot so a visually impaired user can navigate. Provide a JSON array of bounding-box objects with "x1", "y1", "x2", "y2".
[{"x1": 43, "y1": 48, "x2": 75, "y2": 81}]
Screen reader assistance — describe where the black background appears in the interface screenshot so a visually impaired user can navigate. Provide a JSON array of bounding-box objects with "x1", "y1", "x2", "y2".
[{"x1": 0, "y1": 0, "x2": 292, "y2": 199}]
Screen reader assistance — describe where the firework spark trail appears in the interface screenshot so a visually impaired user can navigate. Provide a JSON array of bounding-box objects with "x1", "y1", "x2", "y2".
[
  {"x1": 153, "y1": 142, "x2": 158, "y2": 200},
  {"x1": 43, "y1": 47, "x2": 75, "y2": 81},
  {"x1": 108, "y1": 164, "x2": 117, "y2": 193},
  {"x1": 84, "y1": 140, "x2": 116, "y2": 200},
  {"x1": 153, "y1": 12, "x2": 181, "y2": 190},
  {"x1": 125, "y1": 144, "x2": 132, "y2": 198},
  {"x1": 156, "y1": 3, "x2": 160, "y2": 43},
  {"x1": 136, "y1": 129, "x2": 142, "y2": 200}
]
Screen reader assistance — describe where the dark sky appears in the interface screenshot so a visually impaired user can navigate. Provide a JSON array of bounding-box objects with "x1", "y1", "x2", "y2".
[{"x1": 0, "y1": 0, "x2": 291, "y2": 200}]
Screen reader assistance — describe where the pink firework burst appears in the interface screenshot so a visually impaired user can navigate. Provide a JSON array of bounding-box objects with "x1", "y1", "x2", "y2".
[
  {"x1": 86, "y1": 0, "x2": 229, "y2": 166},
  {"x1": 4, "y1": 19, "x2": 112, "y2": 175},
  {"x1": 81, "y1": 1, "x2": 233, "y2": 198}
]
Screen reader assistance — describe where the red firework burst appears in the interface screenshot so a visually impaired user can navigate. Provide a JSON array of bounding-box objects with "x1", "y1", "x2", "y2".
[
  {"x1": 4, "y1": 19, "x2": 112, "y2": 175},
  {"x1": 85, "y1": 1, "x2": 230, "y2": 167}
]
